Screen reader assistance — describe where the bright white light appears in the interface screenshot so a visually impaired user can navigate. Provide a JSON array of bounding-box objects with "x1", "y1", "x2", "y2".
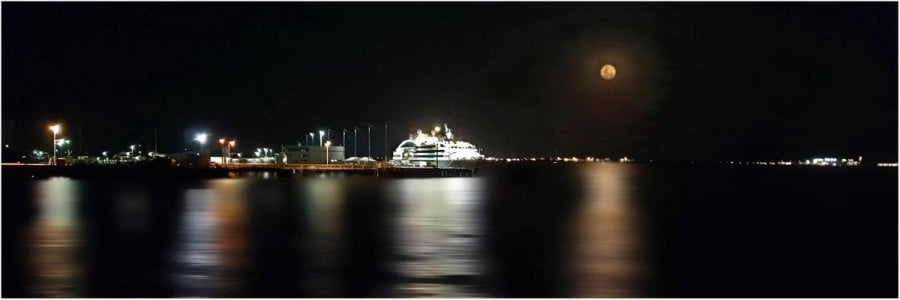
[
  {"x1": 194, "y1": 133, "x2": 208, "y2": 144},
  {"x1": 49, "y1": 124, "x2": 61, "y2": 134}
]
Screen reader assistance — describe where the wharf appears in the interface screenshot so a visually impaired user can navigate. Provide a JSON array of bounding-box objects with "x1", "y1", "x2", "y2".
[
  {"x1": 2, "y1": 162, "x2": 474, "y2": 178},
  {"x1": 216, "y1": 163, "x2": 473, "y2": 177}
]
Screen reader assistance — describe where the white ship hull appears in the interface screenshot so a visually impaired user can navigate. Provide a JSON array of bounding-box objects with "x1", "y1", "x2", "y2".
[{"x1": 392, "y1": 157, "x2": 481, "y2": 171}]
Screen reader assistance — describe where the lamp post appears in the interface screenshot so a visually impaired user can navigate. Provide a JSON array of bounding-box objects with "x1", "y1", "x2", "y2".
[
  {"x1": 130, "y1": 144, "x2": 136, "y2": 157},
  {"x1": 324, "y1": 141, "x2": 331, "y2": 165},
  {"x1": 57, "y1": 139, "x2": 72, "y2": 158},
  {"x1": 49, "y1": 124, "x2": 60, "y2": 165},
  {"x1": 219, "y1": 138, "x2": 226, "y2": 164},
  {"x1": 228, "y1": 140, "x2": 236, "y2": 164},
  {"x1": 325, "y1": 141, "x2": 331, "y2": 165},
  {"x1": 342, "y1": 129, "x2": 346, "y2": 147},
  {"x1": 319, "y1": 130, "x2": 324, "y2": 147},
  {"x1": 354, "y1": 127, "x2": 358, "y2": 157},
  {"x1": 384, "y1": 122, "x2": 389, "y2": 162},
  {"x1": 194, "y1": 133, "x2": 208, "y2": 154},
  {"x1": 435, "y1": 126, "x2": 442, "y2": 167},
  {"x1": 308, "y1": 132, "x2": 314, "y2": 147},
  {"x1": 367, "y1": 124, "x2": 372, "y2": 159}
]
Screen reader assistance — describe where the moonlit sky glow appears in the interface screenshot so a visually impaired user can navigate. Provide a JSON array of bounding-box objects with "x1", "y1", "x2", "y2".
[{"x1": 3, "y1": 3, "x2": 896, "y2": 160}]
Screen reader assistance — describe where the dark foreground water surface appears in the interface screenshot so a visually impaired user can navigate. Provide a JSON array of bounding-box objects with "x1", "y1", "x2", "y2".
[{"x1": 3, "y1": 164, "x2": 897, "y2": 297}]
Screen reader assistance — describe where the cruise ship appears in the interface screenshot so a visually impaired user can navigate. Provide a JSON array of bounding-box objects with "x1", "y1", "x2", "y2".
[{"x1": 391, "y1": 124, "x2": 484, "y2": 170}]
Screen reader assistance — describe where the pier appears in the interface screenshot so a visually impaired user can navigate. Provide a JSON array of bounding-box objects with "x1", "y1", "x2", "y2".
[
  {"x1": 1, "y1": 162, "x2": 474, "y2": 178},
  {"x1": 217, "y1": 162, "x2": 474, "y2": 177}
]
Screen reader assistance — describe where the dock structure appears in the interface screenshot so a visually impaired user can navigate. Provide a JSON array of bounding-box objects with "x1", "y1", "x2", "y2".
[
  {"x1": 1, "y1": 162, "x2": 473, "y2": 178},
  {"x1": 215, "y1": 162, "x2": 473, "y2": 177}
]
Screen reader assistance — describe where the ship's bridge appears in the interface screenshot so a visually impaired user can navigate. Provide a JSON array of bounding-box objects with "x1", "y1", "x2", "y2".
[{"x1": 397, "y1": 140, "x2": 418, "y2": 148}]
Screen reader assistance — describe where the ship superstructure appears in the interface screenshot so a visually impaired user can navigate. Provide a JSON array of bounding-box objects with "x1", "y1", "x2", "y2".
[{"x1": 391, "y1": 124, "x2": 484, "y2": 170}]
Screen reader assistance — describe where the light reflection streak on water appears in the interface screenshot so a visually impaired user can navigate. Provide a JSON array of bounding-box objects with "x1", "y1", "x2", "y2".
[
  {"x1": 303, "y1": 178, "x2": 346, "y2": 295},
  {"x1": 170, "y1": 187, "x2": 220, "y2": 297},
  {"x1": 29, "y1": 177, "x2": 82, "y2": 297},
  {"x1": 206, "y1": 179, "x2": 249, "y2": 295},
  {"x1": 574, "y1": 164, "x2": 644, "y2": 297},
  {"x1": 388, "y1": 177, "x2": 485, "y2": 297}
]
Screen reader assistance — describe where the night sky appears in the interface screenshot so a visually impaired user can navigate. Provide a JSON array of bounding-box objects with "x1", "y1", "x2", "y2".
[{"x1": 3, "y1": 3, "x2": 897, "y2": 161}]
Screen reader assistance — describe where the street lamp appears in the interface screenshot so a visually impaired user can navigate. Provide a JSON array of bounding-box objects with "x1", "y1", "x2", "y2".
[
  {"x1": 219, "y1": 138, "x2": 227, "y2": 164},
  {"x1": 49, "y1": 124, "x2": 61, "y2": 165},
  {"x1": 55, "y1": 139, "x2": 72, "y2": 158},
  {"x1": 354, "y1": 127, "x2": 358, "y2": 157},
  {"x1": 385, "y1": 122, "x2": 389, "y2": 162},
  {"x1": 319, "y1": 130, "x2": 325, "y2": 147},
  {"x1": 228, "y1": 140, "x2": 236, "y2": 163},
  {"x1": 130, "y1": 144, "x2": 136, "y2": 157},
  {"x1": 194, "y1": 133, "x2": 208, "y2": 153},
  {"x1": 194, "y1": 133, "x2": 208, "y2": 144},
  {"x1": 308, "y1": 132, "x2": 314, "y2": 146},
  {"x1": 324, "y1": 140, "x2": 331, "y2": 164},
  {"x1": 367, "y1": 124, "x2": 373, "y2": 159}
]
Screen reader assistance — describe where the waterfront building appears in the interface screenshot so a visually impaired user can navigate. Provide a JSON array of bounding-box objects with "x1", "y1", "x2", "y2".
[{"x1": 281, "y1": 145, "x2": 345, "y2": 164}]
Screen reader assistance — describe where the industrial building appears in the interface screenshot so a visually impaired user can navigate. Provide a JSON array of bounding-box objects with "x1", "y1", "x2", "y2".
[{"x1": 281, "y1": 145, "x2": 344, "y2": 164}]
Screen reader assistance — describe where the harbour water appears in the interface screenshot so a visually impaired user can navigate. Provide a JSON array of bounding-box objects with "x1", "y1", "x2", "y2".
[{"x1": 2, "y1": 163, "x2": 896, "y2": 297}]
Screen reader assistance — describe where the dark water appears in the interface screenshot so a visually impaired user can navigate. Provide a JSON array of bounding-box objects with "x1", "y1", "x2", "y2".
[{"x1": 3, "y1": 164, "x2": 897, "y2": 297}]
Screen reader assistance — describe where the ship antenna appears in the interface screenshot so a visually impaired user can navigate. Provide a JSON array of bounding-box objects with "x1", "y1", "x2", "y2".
[{"x1": 445, "y1": 123, "x2": 454, "y2": 140}]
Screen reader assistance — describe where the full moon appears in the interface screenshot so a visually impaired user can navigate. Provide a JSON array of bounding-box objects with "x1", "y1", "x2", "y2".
[{"x1": 600, "y1": 64, "x2": 616, "y2": 80}]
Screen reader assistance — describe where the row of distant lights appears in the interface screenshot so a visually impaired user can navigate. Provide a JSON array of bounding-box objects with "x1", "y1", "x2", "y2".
[
  {"x1": 487, "y1": 156, "x2": 897, "y2": 167},
  {"x1": 485, "y1": 157, "x2": 633, "y2": 163},
  {"x1": 726, "y1": 157, "x2": 862, "y2": 167}
]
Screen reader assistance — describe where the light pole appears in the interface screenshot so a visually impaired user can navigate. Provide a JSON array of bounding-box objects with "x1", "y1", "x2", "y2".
[
  {"x1": 384, "y1": 122, "x2": 389, "y2": 162},
  {"x1": 58, "y1": 139, "x2": 71, "y2": 158},
  {"x1": 319, "y1": 130, "x2": 324, "y2": 147},
  {"x1": 367, "y1": 124, "x2": 372, "y2": 159},
  {"x1": 308, "y1": 132, "x2": 314, "y2": 146},
  {"x1": 49, "y1": 124, "x2": 60, "y2": 165},
  {"x1": 228, "y1": 140, "x2": 236, "y2": 164},
  {"x1": 219, "y1": 138, "x2": 226, "y2": 164},
  {"x1": 325, "y1": 140, "x2": 331, "y2": 164},
  {"x1": 434, "y1": 126, "x2": 441, "y2": 167},
  {"x1": 354, "y1": 127, "x2": 358, "y2": 157},
  {"x1": 342, "y1": 129, "x2": 346, "y2": 147},
  {"x1": 194, "y1": 133, "x2": 208, "y2": 154}
]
